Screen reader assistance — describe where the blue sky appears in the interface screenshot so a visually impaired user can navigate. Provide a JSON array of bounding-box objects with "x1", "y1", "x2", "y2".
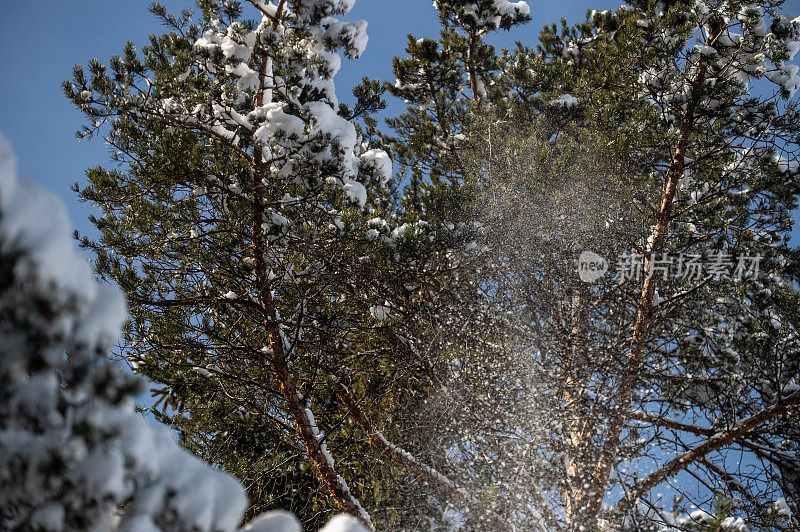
[{"x1": 0, "y1": 0, "x2": 798, "y2": 239}]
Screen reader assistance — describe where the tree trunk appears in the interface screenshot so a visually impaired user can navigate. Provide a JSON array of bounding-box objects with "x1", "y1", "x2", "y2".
[
  {"x1": 249, "y1": 21, "x2": 373, "y2": 525},
  {"x1": 581, "y1": 27, "x2": 723, "y2": 524}
]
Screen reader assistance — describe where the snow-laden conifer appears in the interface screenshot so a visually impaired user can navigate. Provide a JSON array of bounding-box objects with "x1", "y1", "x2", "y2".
[{"x1": 65, "y1": 1, "x2": 505, "y2": 528}]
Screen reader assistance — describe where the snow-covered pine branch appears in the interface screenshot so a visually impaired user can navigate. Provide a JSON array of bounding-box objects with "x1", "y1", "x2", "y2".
[{"x1": 0, "y1": 132, "x2": 248, "y2": 531}]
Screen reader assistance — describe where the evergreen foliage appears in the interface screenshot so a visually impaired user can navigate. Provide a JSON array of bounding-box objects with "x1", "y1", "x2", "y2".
[{"x1": 55, "y1": 0, "x2": 800, "y2": 530}]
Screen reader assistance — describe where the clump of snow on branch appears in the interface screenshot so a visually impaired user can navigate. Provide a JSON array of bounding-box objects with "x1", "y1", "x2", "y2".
[
  {"x1": 549, "y1": 93, "x2": 579, "y2": 106},
  {"x1": 318, "y1": 515, "x2": 370, "y2": 532},
  {"x1": 240, "y1": 511, "x2": 301, "y2": 532},
  {"x1": 179, "y1": 0, "x2": 388, "y2": 214},
  {"x1": 434, "y1": 0, "x2": 531, "y2": 30}
]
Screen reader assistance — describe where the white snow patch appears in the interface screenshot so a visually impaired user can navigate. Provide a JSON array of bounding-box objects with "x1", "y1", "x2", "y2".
[
  {"x1": 241, "y1": 510, "x2": 301, "y2": 532},
  {"x1": 550, "y1": 94, "x2": 579, "y2": 106},
  {"x1": 319, "y1": 514, "x2": 371, "y2": 532}
]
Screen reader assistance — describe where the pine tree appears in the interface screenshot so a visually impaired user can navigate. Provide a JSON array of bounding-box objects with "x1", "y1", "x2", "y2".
[
  {"x1": 65, "y1": 1, "x2": 509, "y2": 528},
  {"x1": 383, "y1": 0, "x2": 800, "y2": 528},
  {"x1": 429, "y1": 0, "x2": 800, "y2": 529}
]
